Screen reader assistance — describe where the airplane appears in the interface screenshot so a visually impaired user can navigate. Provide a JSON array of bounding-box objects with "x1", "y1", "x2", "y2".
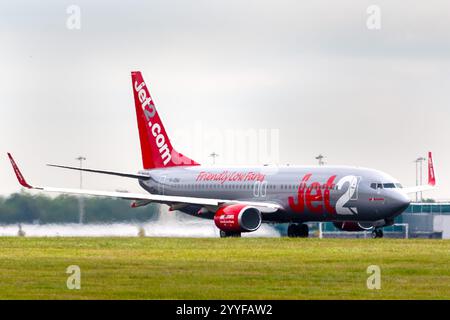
[{"x1": 7, "y1": 71, "x2": 437, "y2": 238}]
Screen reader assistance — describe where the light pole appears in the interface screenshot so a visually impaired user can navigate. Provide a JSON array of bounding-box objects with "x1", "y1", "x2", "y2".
[
  {"x1": 315, "y1": 154, "x2": 326, "y2": 166},
  {"x1": 209, "y1": 152, "x2": 219, "y2": 165},
  {"x1": 76, "y1": 156, "x2": 86, "y2": 224},
  {"x1": 414, "y1": 156, "x2": 426, "y2": 202},
  {"x1": 315, "y1": 154, "x2": 326, "y2": 236}
]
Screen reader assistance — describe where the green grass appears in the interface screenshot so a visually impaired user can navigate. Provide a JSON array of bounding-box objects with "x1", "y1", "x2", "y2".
[{"x1": 0, "y1": 237, "x2": 449, "y2": 299}]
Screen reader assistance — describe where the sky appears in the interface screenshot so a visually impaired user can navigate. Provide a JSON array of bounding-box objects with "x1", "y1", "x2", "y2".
[{"x1": 1, "y1": 0, "x2": 449, "y2": 199}]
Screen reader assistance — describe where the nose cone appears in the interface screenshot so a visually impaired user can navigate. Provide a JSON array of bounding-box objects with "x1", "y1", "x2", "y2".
[{"x1": 389, "y1": 191, "x2": 411, "y2": 215}]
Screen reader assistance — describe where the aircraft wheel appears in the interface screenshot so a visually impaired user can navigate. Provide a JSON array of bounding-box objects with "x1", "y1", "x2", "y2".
[
  {"x1": 299, "y1": 224, "x2": 309, "y2": 238},
  {"x1": 287, "y1": 224, "x2": 298, "y2": 237},
  {"x1": 287, "y1": 224, "x2": 309, "y2": 238},
  {"x1": 372, "y1": 229, "x2": 384, "y2": 238},
  {"x1": 288, "y1": 224, "x2": 302, "y2": 237},
  {"x1": 220, "y1": 230, "x2": 241, "y2": 238}
]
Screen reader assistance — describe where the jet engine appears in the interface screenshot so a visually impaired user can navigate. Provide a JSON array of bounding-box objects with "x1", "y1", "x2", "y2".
[
  {"x1": 333, "y1": 222, "x2": 374, "y2": 232},
  {"x1": 214, "y1": 204, "x2": 262, "y2": 233}
]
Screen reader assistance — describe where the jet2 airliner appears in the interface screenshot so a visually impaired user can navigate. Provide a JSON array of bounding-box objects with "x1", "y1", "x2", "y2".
[{"x1": 8, "y1": 71, "x2": 436, "y2": 238}]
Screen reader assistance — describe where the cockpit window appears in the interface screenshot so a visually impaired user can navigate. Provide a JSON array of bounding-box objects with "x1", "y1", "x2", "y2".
[
  {"x1": 370, "y1": 183, "x2": 383, "y2": 189},
  {"x1": 371, "y1": 182, "x2": 402, "y2": 189}
]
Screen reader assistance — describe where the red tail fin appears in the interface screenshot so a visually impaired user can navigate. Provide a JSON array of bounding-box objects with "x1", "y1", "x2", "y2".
[
  {"x1": 131, "y1": 71, "x2": 199, "y2": 169},
  {"x1": 428, "y1": 151, "x2": 435, "y2": 186}
]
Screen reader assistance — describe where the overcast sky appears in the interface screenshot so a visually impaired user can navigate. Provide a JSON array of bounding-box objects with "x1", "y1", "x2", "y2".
[{"x1": 1, "y1": 0, "x2": 449, "y2": 199}]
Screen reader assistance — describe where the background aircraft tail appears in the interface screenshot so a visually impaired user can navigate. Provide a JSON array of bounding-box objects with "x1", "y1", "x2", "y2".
[{"x1": 131, "y1": 71, "x2": 199, "y2": 169}]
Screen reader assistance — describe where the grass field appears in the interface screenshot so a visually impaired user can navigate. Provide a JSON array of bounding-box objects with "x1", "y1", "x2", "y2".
[{"x1": 0, "y1": 237, "x2": 449, "y2": 299}]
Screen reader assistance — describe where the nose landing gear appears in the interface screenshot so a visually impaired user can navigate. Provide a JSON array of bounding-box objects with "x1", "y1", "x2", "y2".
[
  {"x1": 372, "y1": 228, "x2": 384, "y2": 238},
  {"x1": 287, "y1": 223, "x2": 309, "y2": 238}
]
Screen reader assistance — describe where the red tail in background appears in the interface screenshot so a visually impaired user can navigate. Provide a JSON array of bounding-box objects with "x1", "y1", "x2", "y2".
[
  {"x1": 131, "y1": 71, "x2": 199, "y2": 169},
  {"x1": 428, "y1": 151, "x2": 435, "y2": 186}
]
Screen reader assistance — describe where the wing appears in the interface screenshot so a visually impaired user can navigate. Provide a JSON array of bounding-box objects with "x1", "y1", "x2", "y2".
[
  {"x1": 401, "y1": 185, "x2": 435, "y2": 194},
  {"x1": 7, "y1": 153, "x2": 282, "y2": 213},
  {"x1": 46, "y1": 164, "x2": 151, "y2": 180},
  {"x1": 401, "y1": 151, "x2": 437, "y2": 194}
]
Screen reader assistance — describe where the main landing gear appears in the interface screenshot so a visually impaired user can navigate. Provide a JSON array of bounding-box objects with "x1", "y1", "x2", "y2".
[
  {"x1": 220, "y1": 230, "x2": 241, "y2": 238},
  {"x1": 287, "y1": 223, "x2": 309, "y2": 238},
  {"x1": 372, "y1": 228, "x2": 384, "y2": 238}
]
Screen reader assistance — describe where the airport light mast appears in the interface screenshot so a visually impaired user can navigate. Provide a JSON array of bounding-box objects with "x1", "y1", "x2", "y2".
[
  {"x1": 209, "y1": 152, "x2": 219, "y2": 165},
  {"x1": 414, "y1": 156, "x2": 426, "y2": 202},
  {"x1": 315, "y1": 154, "x2": 326, "y2": 238},
  {"x1": 315, "y1": 154, "x2": 326, "y2": 166},
  {"x1": 76, "y1": 156, "x2": 86, "y2": 224}
]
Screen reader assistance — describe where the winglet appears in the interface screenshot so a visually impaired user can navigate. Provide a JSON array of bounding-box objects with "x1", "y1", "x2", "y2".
[
  {"x1": 7, "y1": 153, "x2": 32, "y2": 189},
  {"x1": 428, "y1": 151, "x2": 436, "y2": 186}
]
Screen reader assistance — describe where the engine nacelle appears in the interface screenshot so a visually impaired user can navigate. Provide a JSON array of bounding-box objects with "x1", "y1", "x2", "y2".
[
  {"x1": 214, "y1": 204, "x2": 262, "y2": 233},
  {"x1": 333, "y1": 222, "x2": 373, "y2": 232}
]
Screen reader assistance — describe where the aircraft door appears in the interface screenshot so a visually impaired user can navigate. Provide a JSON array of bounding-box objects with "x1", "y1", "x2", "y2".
[
  {"x1": 350, "y1": 176, "x2": 361, "y2": 201},
  {"x1": 370, "y1": 181, "x2": 386, "y2": 208},
  {"x1": 158, "y1": 175, "x2": 166, "y2": 195}
]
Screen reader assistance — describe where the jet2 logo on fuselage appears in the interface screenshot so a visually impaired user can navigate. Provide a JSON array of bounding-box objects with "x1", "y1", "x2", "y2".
[{"x1": 288, "y1": 174, "x2": 359, "y2": 215}]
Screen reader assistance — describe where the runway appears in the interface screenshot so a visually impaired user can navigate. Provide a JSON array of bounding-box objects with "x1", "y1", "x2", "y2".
[{"x1": 0, "y1": 214, "x2": 280, "y2": 238}]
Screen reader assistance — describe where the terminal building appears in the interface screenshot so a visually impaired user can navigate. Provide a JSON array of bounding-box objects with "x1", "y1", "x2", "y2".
[
  {"x1": 390, "y1": 203, "x2": 450, "y2": 238},
  {"x1": 323, "y1": 202, "x2": 450, "y2": 239},
  {"x1": 277, "y1": 203, "x2": 450, "y2": 239}
]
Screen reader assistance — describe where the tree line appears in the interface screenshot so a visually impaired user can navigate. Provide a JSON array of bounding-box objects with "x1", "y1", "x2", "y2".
[{"x1": 0, "y1": 192, "x2": 158, "y2": 224}]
